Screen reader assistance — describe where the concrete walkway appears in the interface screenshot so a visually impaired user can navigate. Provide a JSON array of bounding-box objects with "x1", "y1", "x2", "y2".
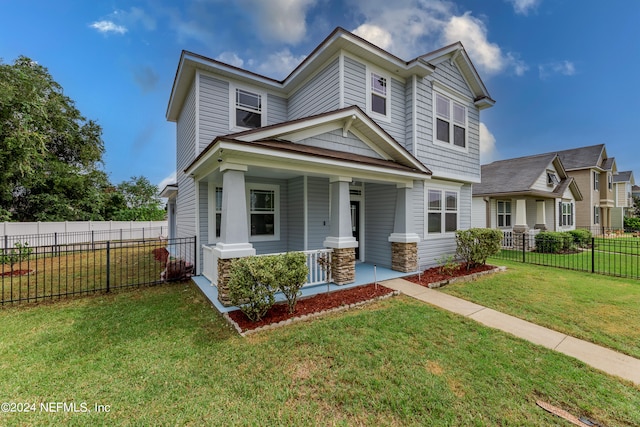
[{"x1": 382, "y1": 278, "x2": 640, "y2": 386}]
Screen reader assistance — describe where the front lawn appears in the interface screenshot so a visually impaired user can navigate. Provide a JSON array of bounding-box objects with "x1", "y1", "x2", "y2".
[
  {"x1": 0, "y1": 282, "x2": 638, "y2": 426},
  {"x1": 441, "y1": 258, "x2": 640, "y2": 360}
]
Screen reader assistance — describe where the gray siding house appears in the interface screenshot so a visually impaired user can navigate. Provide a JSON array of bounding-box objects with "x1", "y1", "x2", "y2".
[{"x1": 163, "y1": 27, "x2": 494, "y2": 305}]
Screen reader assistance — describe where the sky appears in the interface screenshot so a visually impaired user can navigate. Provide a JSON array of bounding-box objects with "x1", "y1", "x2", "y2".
[{"x1": 1, "y1": 0, "x2": 639, "y2": 191}]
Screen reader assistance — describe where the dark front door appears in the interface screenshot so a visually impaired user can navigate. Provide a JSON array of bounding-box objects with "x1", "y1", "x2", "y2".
[{"x1": 351, "y1": 200, "x2": 360, "y2": 259}]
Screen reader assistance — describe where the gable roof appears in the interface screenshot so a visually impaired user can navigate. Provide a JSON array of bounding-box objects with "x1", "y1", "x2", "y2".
[
  {"x1": 167, "y1": 27, "x2": 494, "y2": 121},
  {"x1": 554, "y1": 144, "x2": 616, "y2": 173},
  {"x1": 474, "y1": 152, "x2": 582, "y2": 201},
  {"x1": 614, "y1": 171, "x2": 635, "y2": 184}
]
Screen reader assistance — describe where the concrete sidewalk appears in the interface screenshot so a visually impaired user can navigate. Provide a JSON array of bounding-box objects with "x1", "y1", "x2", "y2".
[{"x1": 382, "y1": 278, "x2": 640, "y2": 386}]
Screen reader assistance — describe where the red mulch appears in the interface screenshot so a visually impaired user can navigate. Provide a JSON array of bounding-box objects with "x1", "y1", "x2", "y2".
[
  {"x1": 228, "y1": 283, "x2": 395, "y2": 332},
  {"x1": 0, "y1": 269, "x2": 32, "y2": 277},
  {"x1": 405, "y1": 263, "x2": 496, "y2": 287}
]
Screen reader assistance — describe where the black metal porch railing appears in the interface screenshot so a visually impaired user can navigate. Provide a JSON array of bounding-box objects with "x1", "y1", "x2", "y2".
[{"x1": 1, "y1": 236, "x2": 196, "y2": 305}]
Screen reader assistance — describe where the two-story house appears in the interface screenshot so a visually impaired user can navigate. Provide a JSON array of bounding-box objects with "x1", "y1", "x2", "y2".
[
  {"x1": 555, "y1": 144, "x2": 616, "y2": 233},
  {"x1": 612, "y1": 171, "x2": 635, "y2": 229},
  {"x1": 163, "y1": 27, "x2": 494, "y2": 306}
]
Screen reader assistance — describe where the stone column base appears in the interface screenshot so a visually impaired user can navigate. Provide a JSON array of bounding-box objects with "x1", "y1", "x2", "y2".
[
  {"x1": 217, "y1": 258, "x2": 235, "y2": 306},
  {"x1": 391, "y1": 242, "x2": 418, "y2": 272},
  {"x1": 331, "y1": 247, "x2": 355, "y2": 285}
]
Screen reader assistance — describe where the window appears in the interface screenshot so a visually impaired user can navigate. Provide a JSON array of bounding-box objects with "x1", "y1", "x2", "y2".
[
  {"x1": 435, "y1": 93, "x2": 466, "y2": 148},
  {"x1": 235, "y1": 88, "x2": 262, "y2": 129},
  {"x1": 608, "y1": 173, "x2": 612, "y2": 190},
  {"x1": 215, "y1": 187, "x2": 222, "y2": 238},
  {"x1": 427, "y1": 189, "x2": 458, "y2": 234},
  {"x1": 547, "y1": 172, "x2": 559, "y2": 186},
  {"x1": 561, "y1": 202, "x2": 573, "y2": 226},
  {"x1": 497, "y1": 201, "x2": 512, "y2": 227},
  {"x1": 249, "y1": 187, "x2": 277, "y2": 238},
  {"x1": 594, "y1": 206, "x2": 600, "y2": 225},
  {"x1": 370, "y1": 72, "x2": 387, "y2": 115},
  {"x1": 593, "y1": 171, "x2": 599, "y2": 191}
]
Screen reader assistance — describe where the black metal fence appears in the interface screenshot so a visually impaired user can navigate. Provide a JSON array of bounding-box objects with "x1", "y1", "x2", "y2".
[
  {"x1": 494, "y1": 231, "x2": 640, "y2": 280},
  {"x1": 1, "y1": 237, "x2": 196, "y2": 305}
]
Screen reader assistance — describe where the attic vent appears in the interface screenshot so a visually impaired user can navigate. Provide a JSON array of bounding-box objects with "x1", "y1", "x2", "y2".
[
  {"x1": 350, "y1": 189, "x2": 362, "y2": 196},
  {"x1": 547, "y1": 172, "x2": 559, "y2": 186}
]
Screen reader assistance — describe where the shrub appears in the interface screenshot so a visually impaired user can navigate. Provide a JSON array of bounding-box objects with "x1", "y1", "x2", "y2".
[
  {"x1": 227, "y1": 256, "x2": 277, "y2": 322},
  {"x1": 567, "y1": 229, "x2": 592, "y2": 247},
  {"x1": 535, "y1": 231, "x2": 573, "y2": 253},
  {"x1": 624, "y1": 217, "x2": 640, "y2": 231},
  {"x1": 0, "y1": 242, "x2": 32, "y2": 271},
  {"x1": 455, "y1": 228, "x2": 502, "y2": 270},
  {"x1": 227, "y1": 252, "x2": 309, "y2": 321},
  {"x1": 436, "y1": 254, "x2": 459, "y2": 276}
]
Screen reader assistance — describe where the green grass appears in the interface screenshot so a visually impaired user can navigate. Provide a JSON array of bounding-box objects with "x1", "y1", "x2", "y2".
[
  {"x1": 593, "y1": 236, "x2": 640, "y2": 256},
  {"x1": 441, "y1": 258, "x2": 640, "y2": 360},
  {"x1": 0, "y1": 283, "x2": 639, "y2": 426}
]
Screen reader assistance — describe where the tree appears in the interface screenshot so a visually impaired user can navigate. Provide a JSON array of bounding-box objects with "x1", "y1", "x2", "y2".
[
  {"x1": 0, "y1": 56, "x2": 108, "y2": 221},
  {"x1": 112, "y1": 176, "x2": 166, "y2": 221}
]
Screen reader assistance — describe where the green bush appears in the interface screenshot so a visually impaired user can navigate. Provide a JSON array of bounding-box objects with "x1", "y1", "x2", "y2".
[
  {"x1": 455, "y1": 228, "x2": 503, "y2": 270},
  {"x1": 567, "y1": 229, "x2": 592, "y2": 247},
  {"x1": 0, "y1": 242, "x2": 32, "y2": 271},
  {"x1": 624, "y1": 217, "x2": 640, "y2": 231},
  {"x1": 535, "y1": 231, "x2": 573, "y2": 253},
  {"x1": 227, "y1": 252, "x2": 309, "y2": 321}
]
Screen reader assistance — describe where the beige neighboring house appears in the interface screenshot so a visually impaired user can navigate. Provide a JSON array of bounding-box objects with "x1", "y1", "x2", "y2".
[
  {"x1": 473, "y1": 153, "x2": 582, "y2": 240},
  {"x1": 555, "y1": 144, "x2": 616, "y2": 232},
  {"x1": 612, "y1": 171, "x2": 635, "y2": 229}
]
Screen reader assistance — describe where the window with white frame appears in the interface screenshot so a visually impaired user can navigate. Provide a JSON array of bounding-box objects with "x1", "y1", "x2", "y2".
[
  {"x1": 234, "y1": 88, "x2": 262, "y2": 129},
  {"x1": 593, "y1": 171, "x2": 600, "y2": 191},
  {"x1": 427, "y1": 189, "x2": 458, "y2": 234},
  {"x1": 367, "y1": 69, "x2": 390, "y2": 120},
  {"x1": 497, "y1": 200, "x2": 512, "y2": 227},
  {"x1": 435, "y1": 92, "x2": 466, "y2": 148},
  {"x1": 608, "y1": 173, "x2": 612, "y2": 190},
  {"x1": 248, "y1": 185, "x2": 278, "y2": 239},
  {"x1": 561, "y1": 202, "x2": 573, "y2": 226},
  {"x1": 594, "y1": 206, "x2": 600, "y2": 224}
]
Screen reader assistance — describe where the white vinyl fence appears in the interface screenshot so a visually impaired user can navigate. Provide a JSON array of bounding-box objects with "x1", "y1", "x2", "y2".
[{"x1": 1, "y1": 221, "x2": 168, "y2": 249}]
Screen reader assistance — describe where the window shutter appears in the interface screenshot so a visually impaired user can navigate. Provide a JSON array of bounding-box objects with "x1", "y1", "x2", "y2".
[
  {"x1": 559, "y1": 201, "x2": 562, "y2": 226},
  {"x1": 570, "y1": 203, "x2": 574, "y2": 226}
]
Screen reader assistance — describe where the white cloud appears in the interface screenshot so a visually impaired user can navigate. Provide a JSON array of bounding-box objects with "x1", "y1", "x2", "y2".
[
  {"x1": 90, "y1": 20, "x2": 127, "y2": 34},
  {"x1": 479, "y1": 122, "x2": 497, "y2": 164},
  {"x1": 237, "y1": 0, "x2": 317, "y2": 44},
  {"x1": 255, "y1": 49, "x2": 307, "y2": 80},
  {"x1": 216, "y1": 52, "x2": 244, "y2": 68},
  {"x1": 538, "y1": 60, "x2": 576, "y2": 79},
  {"x1": 506, "y1": 0, "x2": 541, "y2": 15},
  {"x1": 157, "y1": 171, "x2": 177, "y2": 192},
  {"x1": 352, "y1": 24, "x2": 393, "y2": 50}
]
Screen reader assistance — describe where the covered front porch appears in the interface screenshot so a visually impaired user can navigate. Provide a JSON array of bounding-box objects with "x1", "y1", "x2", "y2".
[{"x1": 193, "y1": 262, "x2": 417, "y2": 313}]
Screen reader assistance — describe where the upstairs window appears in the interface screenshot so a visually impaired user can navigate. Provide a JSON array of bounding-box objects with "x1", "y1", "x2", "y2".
[
  {"x1": 608, "y1": 173, "x2": 612, "y2": 190},
  {"x1": 593, "y1": 171, "x2": 600, "y2": 191},
  {"x1": 547, "y1": 171, "x2": 559, "y2": 186},
  {"x1": 435, "y1": 93, "x2": 466, "y2": 148},
  {"x1": 370, "y1": 72, "x2": 387, "y2": 115},
  {"x1": 235, "y1": 88, "x2": 262, "y2": 129}
]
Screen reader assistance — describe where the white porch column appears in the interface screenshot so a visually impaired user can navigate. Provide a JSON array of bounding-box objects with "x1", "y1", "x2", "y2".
[
  {"x1": 213, "y1": 163, "x2": 255, "y2": 259},
  {"x1": 388, "y1": 183, "x2": 420, "y2": 243},
  {"x1": 535, "y1": 200, "x2": 547, "y2": 230},
  {"x1": 388, "y1": 183, "x2": 420, "y2": 273},
  {"x1": 514, "y1": 199, "x2": 528, "y2": 231},
  {"x1": 323, "y1": 176, "x2": 358, "y2": 249}
]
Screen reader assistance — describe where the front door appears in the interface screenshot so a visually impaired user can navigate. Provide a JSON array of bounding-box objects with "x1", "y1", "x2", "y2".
[{"x1": 351, "y1": 200, "x2": 360, "y2": 259}]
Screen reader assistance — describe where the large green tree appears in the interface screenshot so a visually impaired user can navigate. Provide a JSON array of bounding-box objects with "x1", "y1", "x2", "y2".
[
  {"x1": 112, "y1": 176, "x2": 166, "y2": 221},
  {"x1": 0, "y1": 56, "x2": 109, "y2": 221}
]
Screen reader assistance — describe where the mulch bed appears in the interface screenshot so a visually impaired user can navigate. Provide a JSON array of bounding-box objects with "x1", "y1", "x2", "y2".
[
  {"x1": 227, "y1": 283, "x2": 396, "y2": 333},
  {"x1": 405, "y1": 263, "x2": 497, "y2": 287},
  {"x1": 0, "y1": 269, "x2": 33, "y2": 277}
]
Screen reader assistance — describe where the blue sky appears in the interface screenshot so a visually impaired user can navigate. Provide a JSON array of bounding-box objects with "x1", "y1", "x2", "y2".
[{"x1": 1, "y1": 0, "x2": 638, "y2": 190}]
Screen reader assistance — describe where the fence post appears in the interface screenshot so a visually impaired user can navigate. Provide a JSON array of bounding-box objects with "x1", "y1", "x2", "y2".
[
  {"x1": 591, "y1": 237, "x2": 595, "y2": 273},
  {"x1": 106, "y1": 241, "x2": 111, "y2": 293},
  {"x1": 193, "y1": 236, "x2": 198, "y2": 276},
  {"x1": 522, "y1": 232, "x2": 526, "y2": 263}
]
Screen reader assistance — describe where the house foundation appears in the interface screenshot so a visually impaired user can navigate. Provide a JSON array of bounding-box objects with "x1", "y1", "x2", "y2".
[
  {"x1": 331, "y1": 247, "x2": 355, "y2": 285},
  {"x1": 391, "y1": 242, "x2": 418, "y2": 272},
  {"x1": 217, "y1": 258, "x2": 235, "y2": 306}
]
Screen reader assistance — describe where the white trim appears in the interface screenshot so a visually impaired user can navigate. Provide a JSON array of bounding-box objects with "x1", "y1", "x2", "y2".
[
  {"x1": 365, "y1": 65, "x2": 391, "y2": 123},
  {"x1": 432, "y1": 89, "x2": 469, "y2": 153},
  {"x1": 246, "y1": 183, "x2": 280, "y2": 242},
  {"x1": 388, "y1": 233, "x2": 420, "y2": 243},
  {"x1": 208, "y1": 184, "x2": 215, "y2": 243},
  {"x1": 303, "y1": 175, "x2": 309, "y2": 250},
  {"x1": 424, "y1": 184, "x2": 460, "y2": 238},
  {"x1": 229, "y1": 83, "x2": 267, "y2": 131}
]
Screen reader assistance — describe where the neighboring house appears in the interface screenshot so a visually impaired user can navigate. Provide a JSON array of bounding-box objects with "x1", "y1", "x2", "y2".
[
  {"x1": 472, "y1": 153, "x2": 582, "y2": 238},
  {"x1": 611, "y1": 171, "x2": 635, "y2": 228},
  {"x1": 633, "y1": 185, "x2": 640, "y2": 200},
  {"x1": 555, "y1": 144, "x2": 616, "y2": 232},
  {"x1": 164, "y1": 27, "x2": 494, "y2": 305}
]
